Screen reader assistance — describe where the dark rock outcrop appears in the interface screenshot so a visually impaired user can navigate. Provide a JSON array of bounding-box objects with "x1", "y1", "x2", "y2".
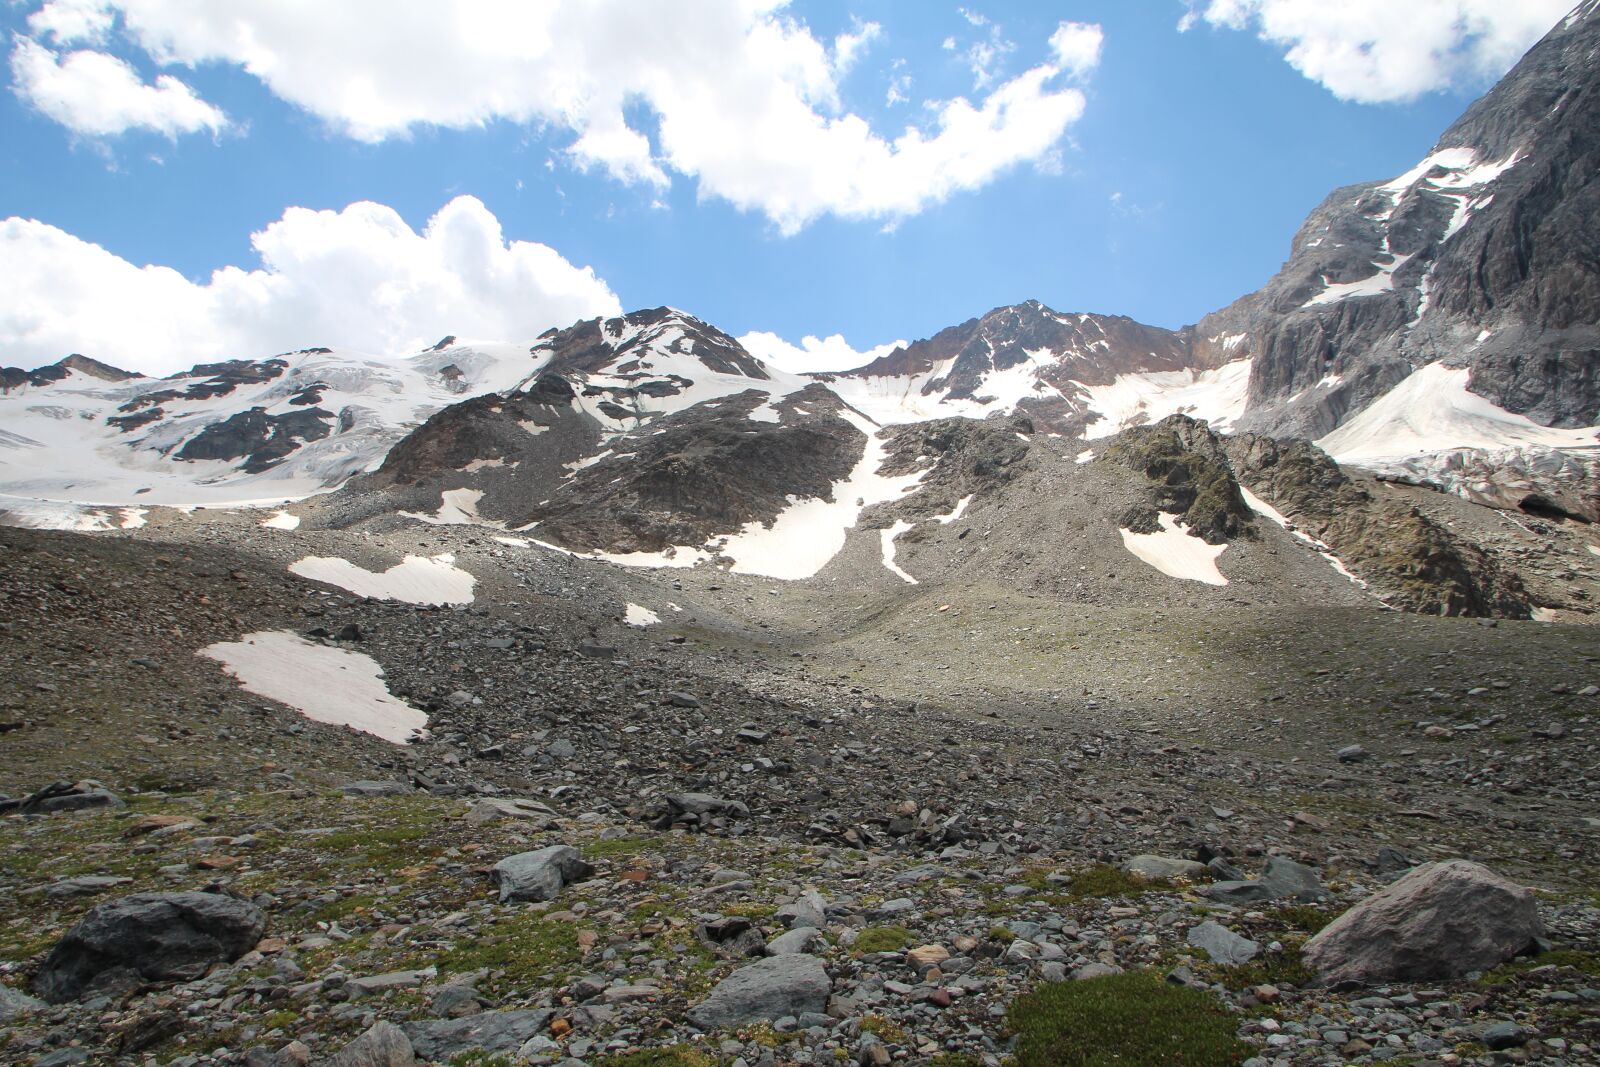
[
  {"x1": 33, "y1": 891, "x2": 267, "y2": 1002},
  {"x1": 1226, "y1": 433, "x2": 1531, "y2": 617}
]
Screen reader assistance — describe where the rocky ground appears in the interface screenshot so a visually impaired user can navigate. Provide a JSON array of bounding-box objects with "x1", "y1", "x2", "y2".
[{"x1": 2, "y1": 507, "x2": 1599, "y2": 1066}]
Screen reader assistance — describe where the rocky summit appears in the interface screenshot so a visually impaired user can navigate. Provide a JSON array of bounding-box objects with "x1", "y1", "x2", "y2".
[{"x1": 3, "y1": 8, "x2": 1600, "y2": 1067}]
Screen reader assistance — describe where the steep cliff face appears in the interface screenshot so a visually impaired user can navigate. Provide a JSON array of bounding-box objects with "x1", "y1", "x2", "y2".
[{"x1": 1195, "y1": 2, "x2": 1600, "y2": 442}]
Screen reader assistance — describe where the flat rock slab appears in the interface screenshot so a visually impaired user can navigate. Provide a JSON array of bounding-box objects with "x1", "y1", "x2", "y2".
[
  {"x1": 1122, "y1": 855, "x2": 1209, "y2": 881},
  {"x1": 490, "y1": 845, "x2": 594, "y2": 903},
  {"x1": 329, "y1": 1021, "x2": 416, "y2": 1067},
  {"x1": 0, "y1": 984, "x2": 47, "y2": 1022},
  {"x1": 1260, "y1": 856, "x2": 1328, "y2": 902},
  {"x1": 403, "y1": 1009, "x2": 553, "y2": 1060},
  {"x1": 1304, "y1": 860, "x2": 1545, "y2": 985},
  {"x1": 33, "y1": 891, "x2": 266, "y2": 1003},
  {"x1": 1188, "y1": 921, "x2": 1260, "y2": 965},
  {"x1": 1196, "y1": 879, "x2": 1272, "y2": 904},
  {"x1": 688, "y1": 954, "x2": 831, "y2": 1029}
]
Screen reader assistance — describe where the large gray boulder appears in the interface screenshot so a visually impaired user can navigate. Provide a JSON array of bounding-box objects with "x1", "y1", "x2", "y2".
[
  {"x1": 403, "y1": 1009, "x2": 552, "y2": 1060},
  {"x1": 688, "y1": 955, "x2": 831, "y2": 1029},
  {"x1": 1303, "y1": 860, "x2": 1545, "y2": 985},
  {"x1": 489, "y1": 845, "x2": 594, "y2": 903},
  {"x1": 0, "y1": 984, "x2": 47, "y2": 1021},
  {"x1": 1121, "y1": 855, "x2": 1209, "y2": 882},
  {"x1": 33, "y1": 891, "x2": 266, "y2": 1002},
  {"x1": 1260, "y1": 857, "x2": 1328, "y2": 902},
  {"x1": 1187, "y1": 921, "x2": 1260, "y2": 965},
  {"x1": 328, "y1": 1021, "x2": 416, "y2": 1067}
]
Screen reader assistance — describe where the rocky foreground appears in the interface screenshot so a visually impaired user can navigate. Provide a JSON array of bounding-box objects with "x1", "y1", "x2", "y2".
[
  {"x1": 0, "y1": 780, "x2": 1596, "y2": 1067},
  {"x1": 1, "y1": 520, "x2": 1599, "y2": 1066}
]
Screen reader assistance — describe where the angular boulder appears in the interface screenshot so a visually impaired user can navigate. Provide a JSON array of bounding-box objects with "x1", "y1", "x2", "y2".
[
  {"x1": 1303, "y1": 860, "x2": 1545, "y2": 985},
  {"x1": 688, "y1": 954, "x2": 831, "y2": 1029},
  {"x1": 33, "y1": 891, "x2": 267, "y2": 1002},
  {"x1": 1260, "y1": 856, "x2": 1328, "y2": 902},
  {"x1": 489, "y1": 845, "x2": 594, "y2": 903},
  {"x1": 329, "y1": 1021, "x2": 416, "y2": 1067},
  {"x1": 1121, "y1": 855, "x2": 1209, "y2": 882},
  {"x1": 1187, "y1": 921, "x2": 1259, "y2": 965},
  {"x1": 0, "y1": 984, "x2": 47, "y2": 1021},
  {"x1": 403, "y1": 1009, "x2": 552, "y2": 1060}
]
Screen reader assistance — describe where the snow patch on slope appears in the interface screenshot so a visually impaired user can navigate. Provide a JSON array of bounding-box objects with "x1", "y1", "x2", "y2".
[
  {"x1": 1119, "y1": 513, "x2": 1228, "y2": 586},
  {"x1": 1081, "y1": 360, "x2": 1252, "y2": 441},
  {"x1": 200, "y1": 630, "x2": 427, "y2": 745},
  {"x1": 1318, "y1": 363, "x2": 1600, "y2": 467},
  {"x1": 718, "y1": 411, "x2": 924, "y2": 580},
  {"x1": 289, "y1": 553, "x2": 476, "y2": 605},
  {"x1": 879, "y1": 520, "x2": 918, "y2": 584},
  {"x1": 624, "y1": 603, "x2": 660, "y2": 626}
]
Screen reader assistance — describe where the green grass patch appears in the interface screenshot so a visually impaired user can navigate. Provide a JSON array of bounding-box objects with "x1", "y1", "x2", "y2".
[
  {"x1": 584, "y1": 835, "x2": 652, "y2": 860},
  {"x1": 1199, "y1": 943, "x2": 1316, "y2": 992},
  {"x1": 1479, "y1": 949, "x2": 1600, "y2": 985},
  {"x1": 431, "y1": 911, "x2": 586, "y2": 997},
  {"x1": 593, "y1": 1049, "x2": 719, "y2": 1067},
  {"x1": 860, "y1": 1015, "x2": 907, "y2": 1043},
  {"x1": 1055, "y1": 864, "x2": 1169, "y2": 900},
  {"x1": 1271, "y1": 904, "x2": 1335, "y2": 934},
  {"x1": 1008, "y1": 971, "x2": 1249, "y2": 1067},
  {"x1": 853, "y1": 925, "x2": 913, "y2": 955}
]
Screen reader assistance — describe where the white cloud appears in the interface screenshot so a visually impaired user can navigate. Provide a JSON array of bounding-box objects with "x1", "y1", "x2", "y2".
[
  {"x1": 8, "y1": 0, "x2": 1101, "y2": 233},
  {"x1": 9, "y1": 36, "x2": 227, "y2": 137},
  {"x1": 1050, "y1": 22, "x2": 1105, "y2": 81},
  {"x1": 0, "y1": 196, "x2": 621, "y2": 375},
  {"x1": 832, "y1": 20, "x2": 882, "y2": 76},
  {"x1": 1182, "y1": 0, "x2": 1572, "y2": 103},
  {"x1": 738, "y1": 330, "x2": 906, "y2": 374}
]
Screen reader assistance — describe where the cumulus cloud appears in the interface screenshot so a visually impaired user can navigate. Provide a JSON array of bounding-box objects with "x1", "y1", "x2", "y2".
[
  {"x1": 1182, "y1": 0, "x2": 1573, "y2": 102},
  {"x1": 738, "y1": 330, "x2": 907, "y2": 374},
  {"x1": 8, "y1": 0, "x2": 1103, "y2": 232},
  {"x1": 10, "y1": 36, "x2": 227, "y2": 137},
  {"x1": 1050, "y1": 22, "x2": 1105, "y2": 81},
  {"x1": 0, "y1": 197, "x2": 621, "y2": 375}
]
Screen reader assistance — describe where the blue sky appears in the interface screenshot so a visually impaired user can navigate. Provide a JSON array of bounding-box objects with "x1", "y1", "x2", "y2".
[{"x1": 0, "y1": 1, "x2": 1574, "y2": 374}]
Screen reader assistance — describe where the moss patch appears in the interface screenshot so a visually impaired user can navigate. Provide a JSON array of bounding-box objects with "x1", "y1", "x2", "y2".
[
  {"x1": 1008, "y1": 971, "x2": 1250, "y2": 1067},
  {"x1": 853, "y1": 925, "x2": 914, "y2": 955}
]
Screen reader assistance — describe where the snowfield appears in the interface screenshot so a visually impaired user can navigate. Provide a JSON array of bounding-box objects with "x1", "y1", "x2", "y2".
[
  {"x1": 1119, "y1": 513, "x2": 1229, "y2": 586},
  {"x1": 200, "y1": 630, "x2": 429, "y2": 745},
  {"x1": 289, "y1": 553, "x2": 476, "y2": 605}
]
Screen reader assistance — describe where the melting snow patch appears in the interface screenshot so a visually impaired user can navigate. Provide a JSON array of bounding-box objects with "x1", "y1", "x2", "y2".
[
  {"x1": 262, "y1": 510, "x2": 301, "y2": 531},
  {"x1": 880, "y1": 520, "x2": 918, "y2": 585},
  {"x1": 720, "y1": 411, "x2": 924, "y2": 581},
  {"x1": 1076, "y1": 449, "x2": 1095, "y2": 465},
  {"x1": 1589, "y1": 545, "x2": 1600, "y2": 559},
  {"x1": 289, "y1": 553, "x2": 476, "y2": 605},
  {"x1": 934, "y1": 495, "x2": 973, "y2": 524},
  {"x1": 118, "y1": 508, "x2": 147, "y2": 529},
  {"x1": 1531, "y1": 607, "x2": 1559, "y2": 623},
  {"x1": 625, "y1": 603, "x2": 661, "y2": 627},
  {"x1": 200, "y1": 630, "x2": 427, "y2": 745},
  {"x1": 402, "y1": 488, "x2": 488, "y2": 526},
  {"x1": 1119, "y1": 513, "x2": 1228, "y2": 586},
  {"x1": 494, "y1": 536, "x2": 530, "y2": 548},
  {"x1": 1306, "y1": 253, "x2": 1414, "y2": 307},
  {"x1": 1081, "y1": 360, "x2": 1251, "y2": 441}
]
